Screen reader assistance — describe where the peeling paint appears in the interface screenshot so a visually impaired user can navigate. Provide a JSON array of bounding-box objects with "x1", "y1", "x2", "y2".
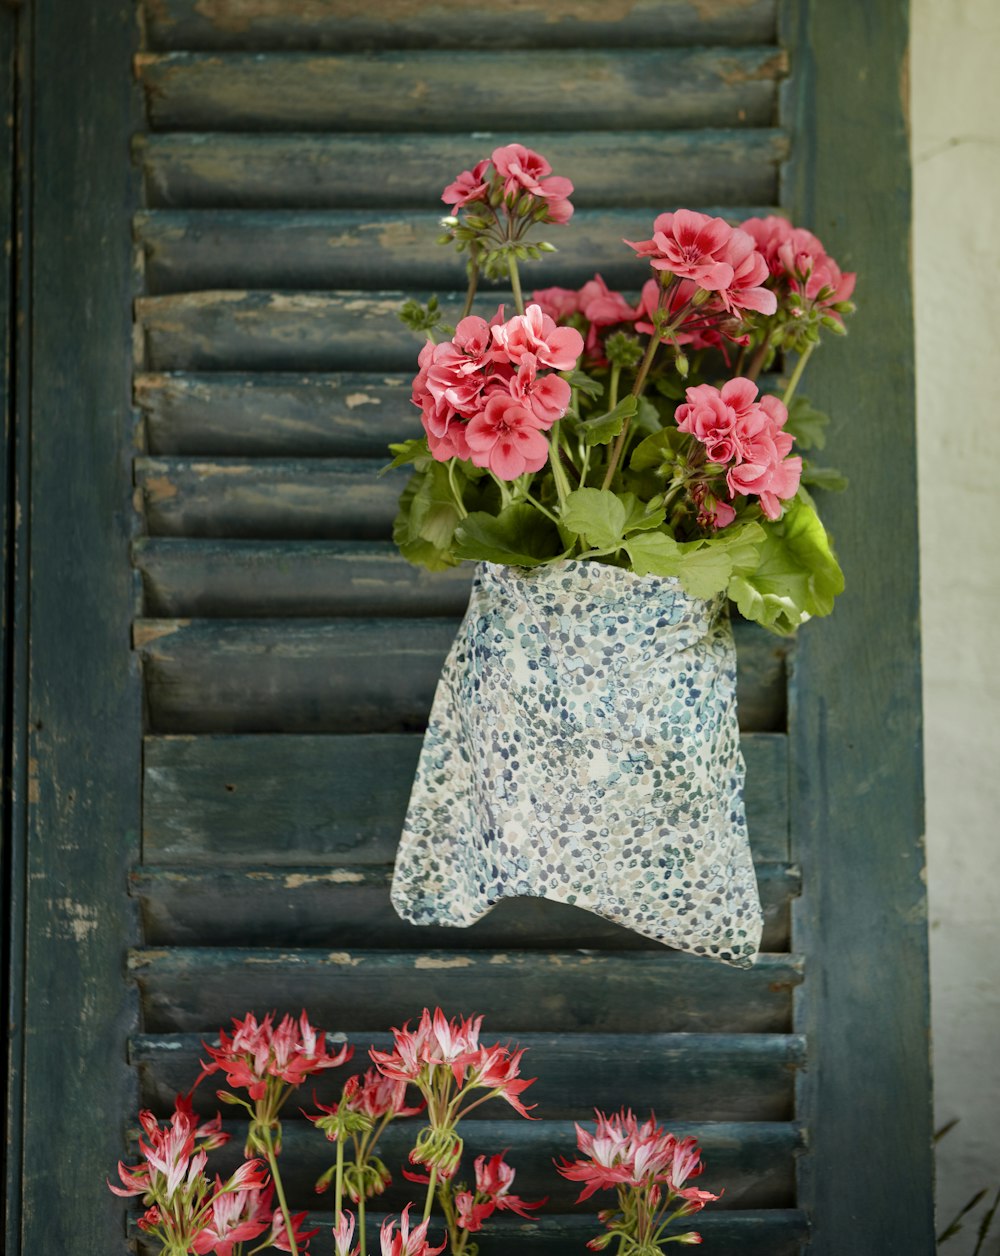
[
  {"x1": 56, "y1": 898, "x2": 100, "y2": 943},
  {"x1": 283, "y1": 870, "x2": 365, "y2": 888},
  {"x1": 327, "y1": 951, "x2": 363, "y2": 966},
  {"x1": 414, "y1": 956, "x2": 473, "y2": 970},
  {"x1": 344, "y1": 392, "x2": 381, "y2": 409},
  {"x1": 142, "y1": 473, "x2": 180, "y2": 503},
  {"x1": 133, "y1": 619, "x2": 190, "y2": 648}
]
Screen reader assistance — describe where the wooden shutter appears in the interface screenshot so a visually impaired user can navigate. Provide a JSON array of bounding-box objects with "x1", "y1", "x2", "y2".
[{"x1": 6, "y1": 2, "x2": 934, "y2": 1254}]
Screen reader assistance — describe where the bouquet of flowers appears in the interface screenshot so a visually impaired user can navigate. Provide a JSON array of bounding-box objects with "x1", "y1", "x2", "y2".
[{"x1": 389, "y1": 142, "x2": 853, "y2": 635}]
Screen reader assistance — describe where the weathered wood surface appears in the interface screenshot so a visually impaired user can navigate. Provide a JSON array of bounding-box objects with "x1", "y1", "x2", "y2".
[
  {"x1": 134, "y1": 618, "x2": 789, "y2": 734},
  {"x1": 14, "y1": 4, "x2": 144, "y2": 1254},
  {"x1": 142, "y1": 730, "x2": 790, "y2": 863},
  {"x1": 142, "y1": 0, "x2": 778, "y2": 52},
  {"x1": 135, "y1": 372, "x2": 417, "y2": 456},
  {"x1": 132, "y1": 860, "x2": 799, "y2": 951},
  {"x1": 135, "y1": 456, "x2": 397, "y2": 539},
  {"x1": 135, "y1": 367, "x2": 785, "y2": 458},
  {"x1": 131, "y1": 1117, "x2": 801, "y2": 1210},
  {"x1": 136, "y1": 291, "x2": 454, "y2": 371},
  {"x1": 128, "y1": 947, "x2": 803, "y2": 1034},
  {"x1": 132, "y1": 1029, "x2": 806, "y2": 1122},
  {"x1": 134, "y1": 1210, "x2": 809, "y2": 1256},
  {"x1": 135, "y1": 49, "x2": 786, "y2": 133},
  {"x1": 781, "y1": 4, "x2": 934, "y2": 1250},
  {"x1": 133, "y1": 540, "x2": 474, "y2": 616},
  {"x1": 135, "y1": 128, "x2": 788, "y2": 210},
  {"x1": 135, "y1": 207, "x2": 774, "y2": 294}
]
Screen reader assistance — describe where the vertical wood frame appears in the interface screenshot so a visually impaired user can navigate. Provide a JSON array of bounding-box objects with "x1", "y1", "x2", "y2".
[
  {"x1": 781, "y1": 2, "x2": 934, "y2": 1250},
  {"x1": 6, "y1": 1, "x2": 143, "y2": 1251}
]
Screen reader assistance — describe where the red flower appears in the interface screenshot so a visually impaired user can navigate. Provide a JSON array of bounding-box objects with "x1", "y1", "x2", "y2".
[
  {"x1": 453, "y1": 1151, "x2": 547, "y2": 1230},
  {"x1": 197, "y1": 1011, "x2": 352, "y2": 1102},
  {"x1": 190, "y1": 1174, "x2": 271, "y2": 1256},
  {"x1": 268, "y1": 1204, "x2": 320, "y2": 1253},
  {"x1": 379, "y1": 1204, "x2": 447, "y2": 1256},
  {"x1": 625, "y1": 210, "x2": 735, "y2": 291}
]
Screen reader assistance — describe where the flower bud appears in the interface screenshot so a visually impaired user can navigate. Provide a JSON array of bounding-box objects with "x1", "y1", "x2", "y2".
[
  {"x1": 439, "y1": 216, "x2": 459, "y2": 228},
  {"x1": 537, "y1": 241, "x2": 557, "y2": 253},
  {"x1": 676, "y1": 1233, "x2": 704, "y2": 1245},
  {"x1": 691, "y1": 286, "x2": 711, "y2": 306}
]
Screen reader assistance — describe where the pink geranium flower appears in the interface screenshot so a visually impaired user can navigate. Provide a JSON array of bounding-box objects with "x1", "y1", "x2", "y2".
[
  {"x1": 441, "y1": 158, "x2": 490, "y2": 209},
  {"x1": 465, "y1": 393, "x2": 550, "y2": 480},
  {"x1": 716, "y1": 229, "x2": 778, "y2": 315},
  {"x1": 507, "y1": 354, "x2": 572, "y2": 428},
  {"x1": 492, "y1": 303, "x2": 584, "y2": 371},
  {"x1": 491, "y1": 143, "x2": 575, "y2": 222},
  {"x1": 531, "y1": 285, "x2": 579, "y2": 322},
  {"x1": 625, "y1": 210, "x2": 735, "y2": 291}
]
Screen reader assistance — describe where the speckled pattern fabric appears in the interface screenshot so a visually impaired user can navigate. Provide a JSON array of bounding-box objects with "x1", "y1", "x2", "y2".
[{"x1": 391, "y1": 560, "x2": 762, "y2": 967}]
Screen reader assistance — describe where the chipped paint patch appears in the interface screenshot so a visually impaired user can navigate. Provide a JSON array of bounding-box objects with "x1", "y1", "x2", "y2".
[
  {"x1": 133, "y1": 619, "x2": 190, "y2": 648},
  {"x1": 345, "y1": 392, "x2": 381, "y2": 409},
  {"x1": 414, "y1": 955, "x2": 473, "y2": 970},
  {"x1": 283, "y1": 870, "x2": 365, "y2": 889},
  {"x1": 327, "y1": 951, "x2": 362, "y2": 966}
]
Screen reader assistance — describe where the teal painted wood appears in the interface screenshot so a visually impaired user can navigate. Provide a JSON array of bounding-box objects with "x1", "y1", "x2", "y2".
[
  {"x1": 136, "y1": 290, "x2": 473, "y2": 371},
  {"x1": 131, "y1": 860, "x2": 799, "y2": 951},
  {"x1": 133, "y1": 540, "x2": 477, "y2": 616},
  {"x1": 135, "y1": 206, "x2": 776, "y2": 294},
  {"x1": 135, "y1": 128, "x2": 789, "y2": 210},
  {"x1": 141, "y1": 730, "x2": 791, "y2": 864},
  {"x1": 135, "y1": 48, "x2": 786, "y2": 132},
  {"x1": 143, "y1": 0, "x2": 778, "y2": 51},
  {"x1": 132, "y1": 1030, "x2": 807, "y2": 1122},
  {"x1": 135, "y1": 456, "x2": 398, "y2": 538},
  {"x1": 779, "y1": 1, "x2": 934, "y2": 1251},
  {"x1": 127, "y1": 947, "x2": 804, "y2": 1034},
  {"x1": 0, "y1": 3, "x2": 21, "y2": 1240},
  {"x1": 134, "y1": 616, "x2": 789, "y2": 734},
  {"x1": 10, "y1": 2, "x2": 144, "y2": 1253}
]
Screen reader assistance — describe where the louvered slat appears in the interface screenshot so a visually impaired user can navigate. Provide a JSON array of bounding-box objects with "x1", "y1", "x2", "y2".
[
  {"x1": 128, "y1": 948, "x2": 803, "y2": 1035},
  {"x1": 134, "y1": 49, "x2": 786, "y2": 133},
  {"x1": 141, "y1": 732, "x2": 790, "y2": 865},
  {"x1": 134, "y1": 129, "x2": 788, "y2": 209},
  {"x1": 132, "y1": 1030, "x2": 805, "y2": 1122},
  {"x1": 133, "y1": 617, "x2": 789, "y2": 734},
  {"x1": 135, "y1": 207, "x2": 775, "y2": 294},
  {"x1": 142, "y1": 0, "x2": 778, "y2": 52}
]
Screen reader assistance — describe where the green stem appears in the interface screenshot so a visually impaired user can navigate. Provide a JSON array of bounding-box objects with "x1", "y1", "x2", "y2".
[
  {"x1": 507, "y1": 253, "x2": 525, "y2": 316},
  {"x1": 334, "y1": 1135, "x2": 345, "y2": 1229},
  {"x1": 548, "y1": 431, "x2": 571, "y2": 506},
  {"x1": 446, "y1": 458, "x2": 468, "y2": 519},
  {"x1": 600, "y1": 332, "x2": 660, "y2": 491},
  {"x1": 260, "y1": 1127, "x2": 299, "y2": 1256},
  {"x1": 608, "y1": 363, "x2": 621, "y2": 411},
  {"x1": 781, "y1": 341, "x2": 816, "y2": 407},
  {"x1": 422, "y1": 1164, "x2": 439, "y2": 1224},
  {"x1": 358, "y1": 1194, "x2": 366, "y2": 1256},
  {"x1": 460, "y1": 261, "x2": 480, "y2": 321},
  {"x1": 745, "y1": 335, "x2": 771, "y2": 382},
  {"x1": 525, "y1": 494, "x2": 561, "y2": 526}
]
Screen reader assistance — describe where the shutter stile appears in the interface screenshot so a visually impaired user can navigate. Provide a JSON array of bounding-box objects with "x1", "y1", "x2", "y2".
[{"x1": 129, "y1": 3, "x2": 808, "y2": 1250}]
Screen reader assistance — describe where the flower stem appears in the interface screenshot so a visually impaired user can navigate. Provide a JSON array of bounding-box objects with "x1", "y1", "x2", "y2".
[
  {"x1": 358, "y1": 1194, "x2": 366, "y2": 1256},
  {"x1": 745, "y1": 335, "x2": 771, "y2": 382},
  {"x1": 260, "y1": 1127, "x2": 299, "y2": 1256},
  {"x1": 781, "y1": 341, "x2": 816, "y2": 407},
  {"x1": 334, "y1": 1135, "x2": 345, "y2": 1229},
  {"x1": 507, "y1": 253, "x2": 526, "y2": 316},
  {"x1": 600, "y1": 332, "x2": 659, "y2": 491},
  {"x1": 447, "y1": 458, "x2": 468, "y2": 519},
  {"x1": 460, "y1": 261, "x2": 480, "y2": 321},
  {"x1": 422, "y1": 1165, "x2": 439, "y2": 1224}
]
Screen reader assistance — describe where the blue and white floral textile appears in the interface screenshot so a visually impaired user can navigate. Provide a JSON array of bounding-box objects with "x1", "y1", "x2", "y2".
[{"x1": 391, "y1": 560, "x2": 762, "y2": 967}]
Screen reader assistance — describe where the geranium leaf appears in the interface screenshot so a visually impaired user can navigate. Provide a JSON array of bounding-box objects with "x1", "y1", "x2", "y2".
[
  {"x1": 393, "y1": 473, "x2": 461, "y2": 571},
  {"x1": 563, "y1": 369, "x2": 605, "y2": 399},
  {"x1": 624, "y1": 531, "x2": 683, "y2": 577},
  {"x1": 561, "y1": 488, "x2": 629, "y2": 549},
  {"x1": 579, "y1": 396, "x2": 638, "y2": 447},
  {"x1": 619, "y1": 492, "x2": 666, "y2": 533},
  {"x1": 453, "y1": 504, "x2": 562, "y2": 566},
  {"x1": 630, "y1": 427, "x2": 686, "y2": 473},
  {"x1": 383, "y1": 437, "x2": 431, "y2": 474},
  {"x1": 784, "y1": 394, "x2": 831, "y2": 451},
  {"x1": 800, "y1": 463, "x2": 849, "y2": 492}
]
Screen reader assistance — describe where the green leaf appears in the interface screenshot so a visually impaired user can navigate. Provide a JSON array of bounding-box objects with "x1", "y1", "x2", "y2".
[
  {"x1": 784, "y1": 394, "x2": 831, "y2": 451},
  {"x1": 452, "y1": 504, "x2": 561, "y2": 566},
  {"x1": 727, "y1": 496, "x2": 844, "y2": 634},
  {"x1": 671, "y1": 522, "x2": 765, "y2": 600},
  {"x1": 561, "y1": 488, "x2": 629, "y2": 549},
  {"x1": 629, "y1": 427, "x2": 686, "y2": 473},
  {"x1": 632, "y1": 396, "x2": 664, "y2": 437},
  {"x1": 619, "y1": 492, "x2": 665, "y2": 533},
  {"x1": 623, "y1": 531, "x2": 683, "y2": 577},
  {"x1": 579, "y1": 395, "x2": 638, "y2": 447},
  {"x1": 562, "y1": 370, "x2": 604, "y2": 399},
  {"x1": 800, "y1": 463, "x2": 849, "y2": 492},
  {"x1": 392, "y1": 473, "x2": 460, "y2": 572},
  {"x1": 410, "y1": 462, "x2": 464, "y2": 550},
  {"x1": 382, "y1": 437, "x2": 430, "y2": 474}
]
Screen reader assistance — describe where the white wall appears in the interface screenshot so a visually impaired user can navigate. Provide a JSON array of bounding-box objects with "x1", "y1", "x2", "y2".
[{"x1": 912, "y1": 0, "x2": 1000, "y2": 1246}]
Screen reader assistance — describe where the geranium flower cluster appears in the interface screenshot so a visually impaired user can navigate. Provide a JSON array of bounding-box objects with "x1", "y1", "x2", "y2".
[
  {"x1": 412, "y1": 306, "x2": 584, "y2": 478},
  {"x1": 557, "y1": 1109, "x2": 720, "y2": 1249},
  {"x1": 675, "y1": 378, "x2": 801, "y2": 524},
  {"x1": 442, "y1": 142, "x2": 574, "y2": 225}
]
